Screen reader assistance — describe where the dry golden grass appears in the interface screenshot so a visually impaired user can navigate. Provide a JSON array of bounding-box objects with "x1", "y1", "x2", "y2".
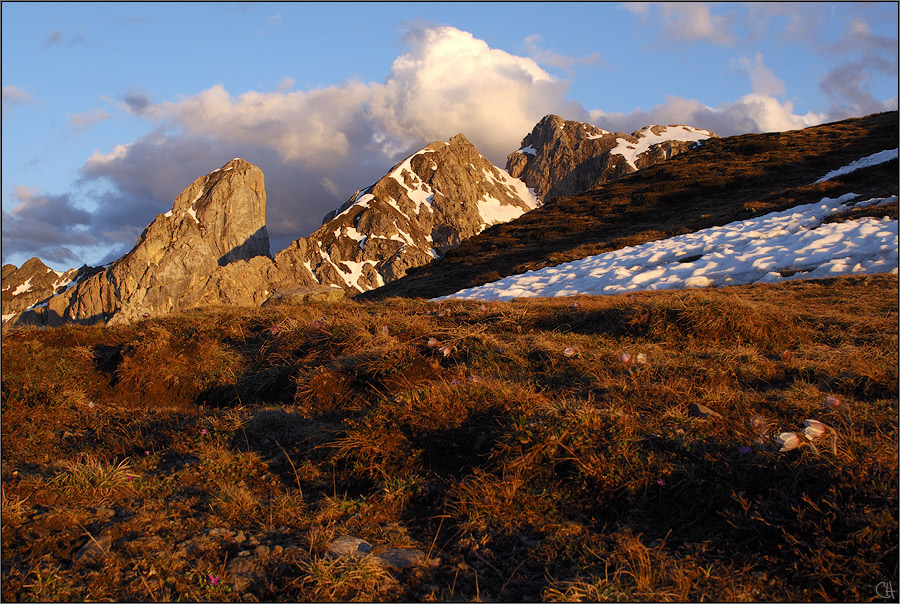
[{"x1": 1, "y1": 274, "x2": 897, "y2": 601}]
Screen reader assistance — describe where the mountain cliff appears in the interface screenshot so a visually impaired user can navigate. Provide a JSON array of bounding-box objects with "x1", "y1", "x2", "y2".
[
  {"x1": 16, "y1": 158, "x2": 275, "y2": 325},
  {"x1": 506, "y1": 114, "x2": 716, "y2": 201},
  {"x1": 273, "y1": 133, "x2": 540, "y2": 292}
]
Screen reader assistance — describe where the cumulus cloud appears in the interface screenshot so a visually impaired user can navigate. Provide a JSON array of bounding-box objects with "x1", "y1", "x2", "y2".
[
  {"x1": 2, "y1": 85, "x2": 34, "y2": 114},
  {"x1": 69, "y1": 23, "x2": 587, "y2": 258}
]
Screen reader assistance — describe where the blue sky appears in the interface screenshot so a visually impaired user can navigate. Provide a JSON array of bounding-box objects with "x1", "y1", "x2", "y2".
[{"x1": 2, "y1": 2, "x2": 897, "y2": 270}]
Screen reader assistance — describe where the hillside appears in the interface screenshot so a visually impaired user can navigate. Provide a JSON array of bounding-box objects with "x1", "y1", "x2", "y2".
[
  {"x1": 362, "y1": 111, "x2": 899, "y2": 301},
  {"x1": 1, "y1": 274, "x2": 896, "y2": 601}
]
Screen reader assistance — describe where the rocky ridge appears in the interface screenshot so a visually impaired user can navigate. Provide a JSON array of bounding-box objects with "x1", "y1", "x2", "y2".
[
  {"x1": 506, "y1": 114, "x2": 716, "y2": 201},
  {"x1": 3, "y1": 116, "x2": 716, "y2": 326},
  {"x1": 273, "y1": 133, "x2": 540, "y2": 292}
]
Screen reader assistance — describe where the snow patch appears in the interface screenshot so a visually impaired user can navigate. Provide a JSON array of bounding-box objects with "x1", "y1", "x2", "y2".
[
  {"x1": 815, "y1": 148, "x2": 899, "y2": 183},
  {"x1": 518, "y1": 145, "x2": 537, "y2": 156},
  {"x1": 611, "y1": 125, "x2": 713, "y2": 170},
  {"x1": 12, "y1": 278, "x2": 33, "y2": 296},
  {"x1": 438, "y1": 194, "x2": 898, "y2": 302},
  {"x1": 478, "y1": 195, "x2": 530, "y2": 227}
]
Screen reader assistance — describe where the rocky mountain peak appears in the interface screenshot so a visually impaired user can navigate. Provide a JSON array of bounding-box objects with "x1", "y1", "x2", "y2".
[
  {"x1": 507, "y1": 115, "x2": 714, "y2": 201},
  {"x1": 276, "y1": 134, "x2": 541, "y2": 293}
]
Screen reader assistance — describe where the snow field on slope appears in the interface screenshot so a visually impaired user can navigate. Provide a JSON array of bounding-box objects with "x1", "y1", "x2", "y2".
[
  {"x1": 611, "y1": 126, "x2": 714, "y2": 170},
  {"x1": 815, "y1": 149, "x2": 898, "y2": 183},
  {"x1": 437, "y1": 193, "x2": 898, "y2": 302}
]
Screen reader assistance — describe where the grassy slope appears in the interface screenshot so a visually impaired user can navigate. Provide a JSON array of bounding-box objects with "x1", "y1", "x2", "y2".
[
  {"x1": 362, "y1": 110, "x2": 899, "y2": 301},
  {"x1": 2, "y1": 274, "x2": 897, "y2": 601}
]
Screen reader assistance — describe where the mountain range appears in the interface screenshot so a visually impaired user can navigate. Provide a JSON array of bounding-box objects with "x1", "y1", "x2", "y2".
[{"x1": 2, "y1": 111, "x2": 897, "y2": 327}]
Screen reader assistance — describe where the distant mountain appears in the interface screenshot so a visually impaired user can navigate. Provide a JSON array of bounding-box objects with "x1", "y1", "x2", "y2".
[
  {"x1": 506, "y1": 114, "x2": 716, "y2": 201},
  {"x1": 1, "y1": 259, "x2": 100, "y2": 322},
  {"x1": 363, "y1": 111, "x2": 898, "y2": 301},
  {"x1": 273, "y1": 133, "x2": 540, "y2": 292}
]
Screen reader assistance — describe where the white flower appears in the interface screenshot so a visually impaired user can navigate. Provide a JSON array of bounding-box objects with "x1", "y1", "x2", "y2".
[
  {"x1": 438, "y1": 345, "x2": 452, "y2": 358},
  {"x1": 563, "y1": 346, "x2": 579, "y2": 357},
  {"x1": 620, "y1": 352, "x2": 632, "y2": 367},
  {"x1": 427, "y1": 337, "x2": 439, "y2": 348},
  {"x1": 635, "y1": 353, "x2": 647, "y2": 366},
  {"x1": 802, "y1": 419, "x2": 829, "y2": 441},
  {"x1": 776, "y1": 432, "x2": 802, "y2": 452}
]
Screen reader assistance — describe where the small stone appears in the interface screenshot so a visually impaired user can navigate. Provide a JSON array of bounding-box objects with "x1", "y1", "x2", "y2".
[
  {"x1": 689, "y1": 403, "x2": 722, "y2": 419},
  {"x1": 74, "y1": 532, "x2": 112, "y2": 563},
  {"x1": 273, "y1": 545, "x2": 283, "y2": 555},
  {"x1": 375, "y1": 548, "x2": 427, "y2": 569},
  {"x1": 254, "y1": 545, "x2": 269, "y2": 556},
  {"x1": 92, "y1": 507, "x2": 115, "y2": 520},
  {"x1": 327, "y1": 536, "x2": 372, "y2": 558}
]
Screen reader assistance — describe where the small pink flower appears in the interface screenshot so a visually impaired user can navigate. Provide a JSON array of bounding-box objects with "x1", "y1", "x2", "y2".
[
  {"x1": 620, "y1": 352, "x2": 632, "y2": 368},
  {"x1": 201, "y1": 428, "x2": 208, "y2": 435},
  {"x1": 824, "y1": 395, "x2": 842, "y2": 409},
  {"x1": 208, "y1": 574, "x2": 220, "y2": 586},
  {"x1": 656, "y1": 478, "x2": 665, "y2": 486},
  {"x1": 438, "y1": 345, "x2": 452, "y2": 358},
  {"x1": 381, "y1": 325, "x2": 389, "y2": 334},
  {"x1": 427, "y1": 337, "x2": 439, "y2": 348},
  {"x1": 563, "y1": 345, "x2": 579, "y2": 357},
  {"x1": 144, "y1": 450, "x2": 150, "y2": 456}
]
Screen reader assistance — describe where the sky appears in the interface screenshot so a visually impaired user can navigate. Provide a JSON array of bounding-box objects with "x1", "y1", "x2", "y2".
[{"x1": 2, "y1": 2, "x2": 897, "y2": 271}]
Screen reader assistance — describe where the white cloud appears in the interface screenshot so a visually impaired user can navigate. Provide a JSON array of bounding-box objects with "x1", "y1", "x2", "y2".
[
  {"x1": 590, "y1": 93, "x2": 825, "y2": 137},
  {"x1": 2, "y1": 85, "x2": 34, "y2": 113},
  {"x1": 736, "y1": 53, "x2": 785, "y2": 96},
  {"x1": 624, "y1": 2, "x2": 736, "y2": 46},
  {"x1": 275, "y1": 76, "x2": 296, "y2": 93},
  {"x1": 69, "y1": 108, "x2": 112, "y2": 131},
  {"x1": 72, "y1": 23, "x2": 586, "y2": 258},
  {"x1": 523, "y1": 34, "x2": 604, "y2": 73}
]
